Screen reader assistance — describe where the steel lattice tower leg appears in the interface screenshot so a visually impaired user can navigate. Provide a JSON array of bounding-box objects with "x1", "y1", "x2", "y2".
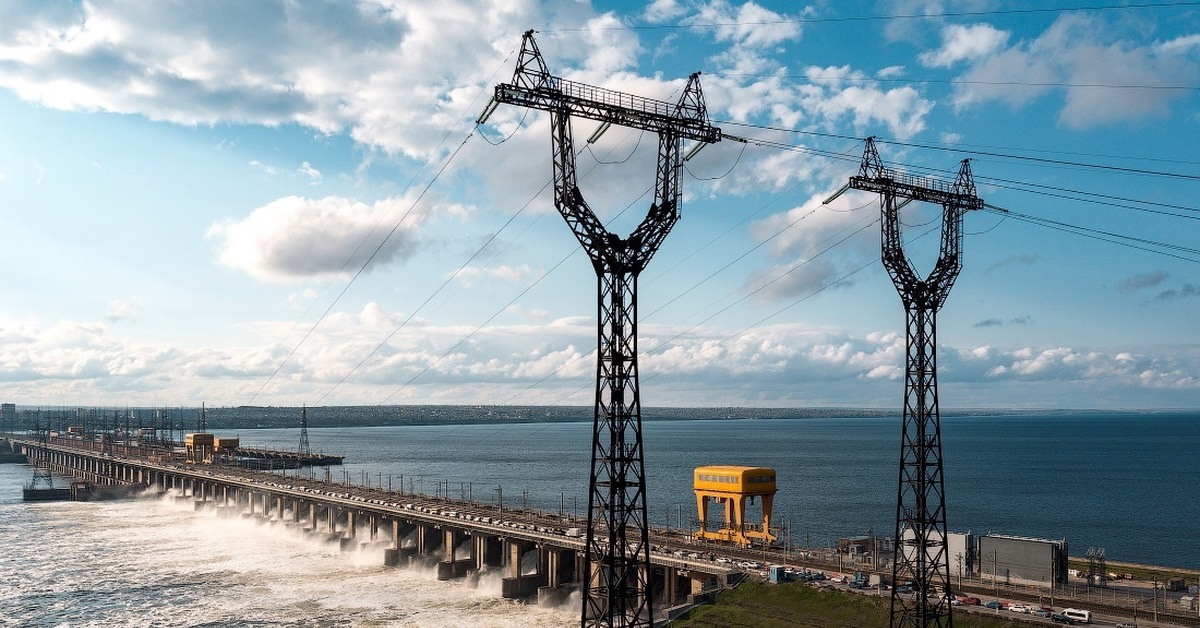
[
  {"x1": 880, "y1": 185, "x2": 963, "y2": 628},
  {"x1": 890, "y1": 290, "x2": 953, "y2": 628},
  {"x1": 584, "y1": 267, "x2": 652, "y2": 627}
]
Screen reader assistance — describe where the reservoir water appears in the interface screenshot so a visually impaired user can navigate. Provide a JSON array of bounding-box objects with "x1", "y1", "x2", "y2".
[{"x1": 1, "y1": 411, "x2": 1196, "y2": 625}]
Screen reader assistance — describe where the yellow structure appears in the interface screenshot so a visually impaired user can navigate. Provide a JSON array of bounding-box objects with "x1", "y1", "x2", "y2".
[
  {"x1": 693, "y1": 465, "x2": 777, "y2": 547},
  {"x1": 185, "y1": 433, "x2": 215, "y2": 463}
]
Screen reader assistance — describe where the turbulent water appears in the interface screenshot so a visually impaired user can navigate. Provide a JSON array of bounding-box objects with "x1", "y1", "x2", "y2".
[
  {"x1": 1, "y1": 411, "x2": 1196, "y2": 626},
  {"x1": 0, "y1": 463, "x2": 575, "y2": 627}
]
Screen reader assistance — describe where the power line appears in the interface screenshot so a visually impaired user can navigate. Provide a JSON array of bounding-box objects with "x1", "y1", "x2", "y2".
[
  {"x1": 716, "y1": 121, "x2": 1200, "y2": 178},
  {"x1": 544, "y1": 2, "x2": 1200, "y2": 31},
  {"x1": 983, "y1": 205, "x2": 1200, "y2": 263},
  {"x1": 359, "y1": 126, "x2": 655, "y2": 405},
  {"x1": 877, "y1": 138, "x2": 1200, "y2": 181},
  {"x1": 976, "y1": 175, "x2": 1200, "y2": 221},
  {"x1": 244, "y1": 132, "x2": 476, "y2": 405},
  {"x1": 708, "y1": 72, "x2": 1200, "y2": 93}
]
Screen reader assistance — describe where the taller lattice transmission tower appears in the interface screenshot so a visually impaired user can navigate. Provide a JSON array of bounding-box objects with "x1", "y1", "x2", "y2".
[
  {"x1": 480, "y1": 30, "x2": 720, "y2": 627},
  {"x1": 830, "y1": 137, "x2": 982, "y2": 628}
]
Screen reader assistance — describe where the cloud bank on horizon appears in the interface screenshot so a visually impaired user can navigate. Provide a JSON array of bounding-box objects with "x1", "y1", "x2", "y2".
[{"x1": 0, "y1": 0, "x2": 1196, "y2": 410}]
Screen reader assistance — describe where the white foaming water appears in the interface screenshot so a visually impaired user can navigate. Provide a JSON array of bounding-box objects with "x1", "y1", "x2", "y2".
[{"x1": 0, "y1": 465, "x2": 574, "y2": 627}]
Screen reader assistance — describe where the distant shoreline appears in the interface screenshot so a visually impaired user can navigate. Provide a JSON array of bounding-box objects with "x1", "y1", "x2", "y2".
[{"x1": 9, "y1": 405, "x2": 1194, "y2": 432}]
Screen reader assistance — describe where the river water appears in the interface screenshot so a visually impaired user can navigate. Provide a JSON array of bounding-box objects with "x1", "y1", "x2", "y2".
[{"x1": 1, "y1": 411, "x2": 1196, "y2": 626}]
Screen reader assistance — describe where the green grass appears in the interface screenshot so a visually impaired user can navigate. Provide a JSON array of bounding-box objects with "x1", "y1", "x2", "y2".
[
  {"x1": 671, "y1": 581, "x2": 1032, "y2": 628},
  {"x1": 1066, "y1": 558, "x2": 1199, "y2": 584}
]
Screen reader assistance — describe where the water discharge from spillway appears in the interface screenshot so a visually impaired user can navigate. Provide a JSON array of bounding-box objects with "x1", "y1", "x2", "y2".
[{"x1": 0, "y1": 464, "x2": 574, "y2": 627}]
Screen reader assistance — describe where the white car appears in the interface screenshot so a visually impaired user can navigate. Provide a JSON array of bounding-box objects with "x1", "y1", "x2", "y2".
[{"x1": 1007, "y1": 605, "x2": 1030, "y2": 613}]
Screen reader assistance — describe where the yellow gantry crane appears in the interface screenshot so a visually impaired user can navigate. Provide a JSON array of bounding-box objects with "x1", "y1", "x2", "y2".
[{"x1": 693, "y1": 465, "x2": 777, "y2": 547}]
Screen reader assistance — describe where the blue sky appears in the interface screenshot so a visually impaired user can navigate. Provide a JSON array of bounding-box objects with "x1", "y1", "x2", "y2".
[{"x1": 0, "y1": 1, "x2": 1197, "y2": 410}]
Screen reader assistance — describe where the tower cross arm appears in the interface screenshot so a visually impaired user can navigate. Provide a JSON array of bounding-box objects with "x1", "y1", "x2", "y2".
[
  {"x1": 848, "y1": 174, "x2": 984, "y2": 210},
  {"x1": 494, "y1": 80, "x2": 721, "y2": 143}
]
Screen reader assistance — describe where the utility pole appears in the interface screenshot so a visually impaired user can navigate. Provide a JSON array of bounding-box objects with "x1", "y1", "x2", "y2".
[
  {"x1": 829, "y1": 137, "x2": 983, "y2": 628},
  {"x1": 482, "y1": 30, "x2": 720, "y2": 628}
]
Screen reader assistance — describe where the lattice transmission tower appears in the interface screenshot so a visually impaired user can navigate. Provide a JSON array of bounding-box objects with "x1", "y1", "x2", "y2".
[
  {"x1": 299, "y1": 405, "x2": 311, "y2": 456},
  {"x1": 480, "y1": 30, "x2": 720, "y2": 627},
  {"x1": 831, "y1": 137, "x2": 983, "y2": 628}
]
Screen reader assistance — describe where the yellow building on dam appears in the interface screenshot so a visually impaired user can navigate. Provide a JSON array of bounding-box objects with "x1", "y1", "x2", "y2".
[{"x1": 693, "y1": 465, "x2": 778, "y2": 547}]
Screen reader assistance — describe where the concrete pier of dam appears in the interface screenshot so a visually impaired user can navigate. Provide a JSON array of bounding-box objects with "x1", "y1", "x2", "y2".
[{"x1": 9, "y1": 437, "x2": 736, "y2": 614}]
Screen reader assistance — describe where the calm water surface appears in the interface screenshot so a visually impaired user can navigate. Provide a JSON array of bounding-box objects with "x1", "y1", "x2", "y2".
[
  {"x1": 240, "y1": 412, "x2": 1199, "y2": 569},
  {"x1": 1, "y1": 412, "x2": 1195, "y2": 627}
]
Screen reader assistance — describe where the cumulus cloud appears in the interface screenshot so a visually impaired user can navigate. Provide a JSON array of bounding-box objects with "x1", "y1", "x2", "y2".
[
  {"x1": 449, "y1": 264, "x2": 536, "y2": 287},
  {"x1": 1120, "y1": 270, "x2": 1168, "y2": 291},
  {"x1": 945, "y1": 14, "x2": 1200, "y2": 127},
  {"x1": 799, "y1": 66, "x2": 934, "y2": 138},
  {"x1": 206, "y1": 193, "x2": 469, "y2": 282},
  {"x1": 1153, "y1": 283, "x2": 1199, "y2": 302},
  {"x1": 0, "y1": 305, "x2": 1196, "y2": 407},
  {"x1": 1158, "y1": 33, "x2": 1200, "y2": 54},
  {"x1": 742, "y1": 188, "x2": 888, "y2": 302},
  {"x1": 985, "y1": 253, "x2": 1039, "y2": 273},
  {"x1": 298, "y1": 161, "x2": 322, "y2": 182},
  {"x1": 0, "y1": 1, "x2": 573, "y2": 159},
  {"x1": 973, "y1": 315, "x2": 1032, "y2": 328},
  {"x1": 686, "y1": 1, "x2": 804, "y2": 49},
  {"x1": 643, "y1": 0, "x2": 687, "y2": 23},
  {"x1": 105, "y1": 300, "x2": 136, "y2": 322},
  {"x1": 919, "y1": 23, "x2": 1010, "y2": 68}
]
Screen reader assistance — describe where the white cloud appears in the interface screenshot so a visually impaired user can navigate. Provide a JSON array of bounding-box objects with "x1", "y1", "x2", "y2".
[
  {"x1": 1158, "y1": 33, "x2": 1200, "y2": 54},
  {"x1": 250, "y1": 160, "x2": 280, "y2": 176},
  {"x1": 0, "y1": 1, "x2": 578, "y2": 159},
  {"x1": 947, "y1": 14, "x2": 1200, "y2": 127},
  {"x1": 0, "y1": 306, "x2": 1195, "y2": 407},
  {"x1": 449, "y1": 264, "x2": 536, "y2": 287},
  {"x1": 800, "y1": 66, "x2": 934, "y2": 138},
  {"x1": 206, "y1": 193, "x2": 470, "y2": 282},
  {"x1": 919, "y1": 23, "x2": 1010, "y2": 68},
  {"x1": 298, "y1": 161, "x2": 322, "y2": 181},
  {"x1": 687, "y1": 1, "x2": 804, "y2": 49},
  {"x1": 105, "y1": 300, "x2": 135, "y2": 322},
  {"x1": 643, "y1": 0, "x2": 687, "y2": 23}
]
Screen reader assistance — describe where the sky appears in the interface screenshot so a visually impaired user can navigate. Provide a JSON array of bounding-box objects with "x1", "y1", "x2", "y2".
[{"x1": 0, "y1": 0, "x2": 1197, "y2": 411}]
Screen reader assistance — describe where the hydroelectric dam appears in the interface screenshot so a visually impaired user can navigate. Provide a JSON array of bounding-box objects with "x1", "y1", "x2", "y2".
[{"x1": 7, "y1": 435, "x2": 737, "y2": 618}]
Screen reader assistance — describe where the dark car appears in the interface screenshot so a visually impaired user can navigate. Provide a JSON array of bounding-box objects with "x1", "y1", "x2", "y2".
[{"x1": 1050, "y1": 613, "x2": 1074, "y2": 624}]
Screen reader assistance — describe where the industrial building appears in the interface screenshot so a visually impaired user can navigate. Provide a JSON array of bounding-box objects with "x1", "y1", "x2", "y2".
[{"x1": 979, "y1": 534, "x2": 1069, "y2": 587}]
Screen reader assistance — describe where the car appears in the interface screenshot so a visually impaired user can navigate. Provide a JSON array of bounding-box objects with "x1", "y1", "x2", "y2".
[
  {"x1": 1031, "y1": 608, "x2": 1050, "y2": 617},
  {"x1": 1116, "y1": 623, "x2": 1138, "y2": 628},
  {"x1": 1050, "y1": 613, "x2": 1073, "y2": 624},
  {"x1": 1008, "y1": 604, "x2": 1030, "y2": 613},
  {"x1": 984, "y1": 601, "x2": 1002, "y2": 609}
]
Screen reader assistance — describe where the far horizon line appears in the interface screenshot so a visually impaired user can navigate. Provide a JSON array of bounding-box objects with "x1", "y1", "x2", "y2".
[{"x1": 7, "y1": 403, "x2": 1196, "y2": 413}]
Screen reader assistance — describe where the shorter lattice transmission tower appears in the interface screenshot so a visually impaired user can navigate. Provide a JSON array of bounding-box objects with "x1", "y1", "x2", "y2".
[
  {"x1": 480, "y1": 30, "x2": 720, "y2": 628},
  {"x1": 26, "y1": 418, "x2": 53, "y2": 490},
  {"x1": 1086, "y1": 547, "x2": 1107, "y2": 587},
  {"x1": 828, "y1": 137, "x2": 983, "y2": 628},
  {"x1": 299, "y1": 405, "x2": 311, "y2": 457}
]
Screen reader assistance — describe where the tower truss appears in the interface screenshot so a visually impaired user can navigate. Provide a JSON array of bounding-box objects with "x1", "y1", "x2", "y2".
[
  {"x1": 483, "y1": 30, "x2": 720, "y2": 627},
  {"x1": 842, "y1": 137, "x2": 983, "y2": 628},
  {"x1": 299, "y1": 405, "x2": 311, "y2": 456}
]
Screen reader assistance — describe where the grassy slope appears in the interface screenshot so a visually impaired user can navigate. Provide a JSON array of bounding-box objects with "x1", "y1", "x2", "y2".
[{"x1": 672, "y1": 581, "x2": 1031, "y2": 628}]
